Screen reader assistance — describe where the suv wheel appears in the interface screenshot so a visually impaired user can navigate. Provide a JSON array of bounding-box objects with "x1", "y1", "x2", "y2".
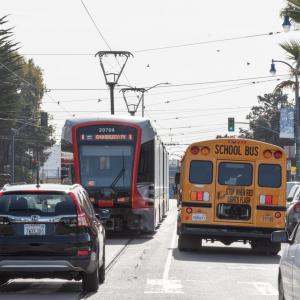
[
  {"x1": 99, "y1": 246, "x2": 105, "y2": 284},
  {"x1": 0, "y1": 277, "x2": 8, "y2": 286},
  {"x1": 82, "y1": 261, "x2": 99, "y2": 293}
]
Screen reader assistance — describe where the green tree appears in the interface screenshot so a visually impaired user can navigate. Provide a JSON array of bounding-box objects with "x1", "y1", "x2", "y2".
[
  {"x1": 0, "y1": 15, "x2": 22, "y2": 176},
  {"x1": 14, "y1": 58, "x2": 55, "y2": 182},
  {"x1": 273, "y1": 40, "x2": 300, "y2": 94},
  {"x1": 281, "y1": 0, "x2": 300, "y2": 24},
  {"x1": 0, "y1": 16, "x2": 55, "y2": 183},
  {"x1": 238, "y1": 91, "x2": 292, "y2": 146}
]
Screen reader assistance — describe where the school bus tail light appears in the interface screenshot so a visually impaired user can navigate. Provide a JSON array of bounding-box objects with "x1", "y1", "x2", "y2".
[
  {"x1": 200, "y1": 146, "x2": 210, "y2": 155},
  {"x1": 191, "y1": 146, "x2": 199, "y2": 155},
  {"x1": 273, "y1": 150, "x2": 282, "y2": 159},
  {"x1": 260, "y1": 194, "x2": 273, "y2": 205},
  {"x1": 263, "y1": 150, "x2": 272, "y2": 159},
  {"x1": 191, "y1": 191, "x2": 209, "y2": 201}
]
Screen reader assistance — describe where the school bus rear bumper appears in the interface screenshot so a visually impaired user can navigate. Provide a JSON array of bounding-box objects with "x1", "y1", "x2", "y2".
[{"x1": 178, "y1": 224, "x2": 283, "y2": 240}]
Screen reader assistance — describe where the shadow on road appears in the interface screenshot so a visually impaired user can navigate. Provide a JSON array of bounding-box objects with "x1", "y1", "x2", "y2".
[
  {"x1": 105, "y1": 231, "x2": 155, "y2": 246},
  {"x1": 0, "y1": 280, "x2": 84, "y2": 300},
  {"x1": 172, "y1": 244, "x2": 281, "y2": 264}
]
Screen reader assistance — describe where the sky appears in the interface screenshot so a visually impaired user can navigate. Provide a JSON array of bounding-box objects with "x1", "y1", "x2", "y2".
[{"x1": 2, "y1": 0, "x2": 300, "y2": 159}]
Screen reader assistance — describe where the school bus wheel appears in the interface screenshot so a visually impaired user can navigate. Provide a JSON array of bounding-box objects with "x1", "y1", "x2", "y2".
[{"x1": 178, "y1": 235, "x2": 202, "y2": 251}]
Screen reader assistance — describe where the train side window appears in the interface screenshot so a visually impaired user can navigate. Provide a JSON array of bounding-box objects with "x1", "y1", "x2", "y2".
[
  {"x1": 189, "y1": 160, "x2": 213, "y2": 184},
  {"x1": 138, "y1": 140, "x2": 154, "y2": 183},
  {"x1": 258, "y1": 164, "x2": 281, "y2": 188}
]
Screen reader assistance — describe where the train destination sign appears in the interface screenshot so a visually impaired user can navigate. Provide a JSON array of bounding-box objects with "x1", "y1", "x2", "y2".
[{"x1": 80, "y1": 134, "x2": 133, "y2": 141}]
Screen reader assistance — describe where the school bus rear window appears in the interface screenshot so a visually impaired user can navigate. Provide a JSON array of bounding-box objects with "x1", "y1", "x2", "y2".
[
  {"x1": 258, "y1": 164, "x2": 281, "y2": 188},
  {"x1": 189, "y1": 160, "x2": 213, "y2": 184},
  {"x1": 218, "y1": 162, "x2": 253, "y2": 186}
]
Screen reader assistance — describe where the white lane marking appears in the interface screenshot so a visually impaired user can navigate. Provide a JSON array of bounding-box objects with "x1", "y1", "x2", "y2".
[
  {"x1": 145, "y1": 222, "x2": 183, "y2": 294},
  {"x1": 163, "y1": 223, "x2": 177, "y2": 281},
  {"x1": 145, "y1": 279, "x2": 183, "y2": 294},
  {"x1": 238, "y1": 281, "x2": 278, "y2": 296}
]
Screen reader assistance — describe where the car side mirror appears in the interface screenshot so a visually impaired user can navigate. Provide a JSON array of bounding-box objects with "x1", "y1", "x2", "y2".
[
  {"x1": 175, "y1": 172, "x2": 180, "y2": 185},
  {"x1": 271, "y1": 230, "x2": 290, "y2": 243},
  {"x1": 287, "y1": 197, "x2": 293, "y2": 202}
]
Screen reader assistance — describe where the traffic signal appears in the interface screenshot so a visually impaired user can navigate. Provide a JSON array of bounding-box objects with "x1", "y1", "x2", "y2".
[
  {"x1": 228, "y1": 117, "x2": 235, "y2": 132},
  {"x1": 41, "y1": 111, "x2": 48, "y2": 127}
]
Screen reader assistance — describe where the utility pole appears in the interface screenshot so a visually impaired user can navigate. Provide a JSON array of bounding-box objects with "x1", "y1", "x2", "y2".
[
  {"x1": 95, "y1": 51, "x2": 133, "y2": 115},
  {"x1": 10, "y1": 128, "x2": 17, "y2": 183}
]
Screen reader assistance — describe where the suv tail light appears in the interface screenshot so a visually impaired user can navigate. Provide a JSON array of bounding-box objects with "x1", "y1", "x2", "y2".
[
  {"x1": 77, "y1": 249, "x2": 90, "y2": 256},
  {"x1": 293, "y1": 203, "x2": 300, "y2": 213},
  {"x1": 70, "y1": 192, "x2": 90, "y2": 227}
]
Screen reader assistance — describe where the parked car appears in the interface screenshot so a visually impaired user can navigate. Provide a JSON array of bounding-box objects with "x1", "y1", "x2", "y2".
[
  {"x1": 272, "y1": 226, "x2": 300, "y2": 300},
  {"x1": 286, "y1": 181, "x2": 300, "y2": 198},
  {"x1": 286, "y1": 183, "x2": 300, "y2": 208},
  {"x1": 286, "y1": 187, "x2": 300, "y2": 234},
  {"x1": 0, "y1": 183, "x2": 106, "y2": 293}
]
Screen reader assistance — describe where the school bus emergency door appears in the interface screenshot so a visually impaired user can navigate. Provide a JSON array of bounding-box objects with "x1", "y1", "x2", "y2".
[{"x1": 215, "y1": 160, "x2": 255, "y2": 225}]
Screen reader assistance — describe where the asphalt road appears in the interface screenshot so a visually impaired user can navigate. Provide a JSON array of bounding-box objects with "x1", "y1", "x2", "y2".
[{"x1": 0, "y1": 199, "x2": 281, "y2": 300}]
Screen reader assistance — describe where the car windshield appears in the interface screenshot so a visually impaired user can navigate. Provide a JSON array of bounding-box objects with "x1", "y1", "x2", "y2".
[
  {"x1": 0, "y1": 193, "x2": 76, "y2": 216},
  {"x1": 79, "y1": 145, "x2": 134, "y2": 189}
]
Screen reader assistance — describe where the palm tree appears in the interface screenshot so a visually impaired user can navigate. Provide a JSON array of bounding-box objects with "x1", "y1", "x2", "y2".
[
  {"x1": 281, "y1": 0, "x2": 300, "y2": 24},
  {"x1": 274, "y1": 40, "x2": 300, "y2": 93}
]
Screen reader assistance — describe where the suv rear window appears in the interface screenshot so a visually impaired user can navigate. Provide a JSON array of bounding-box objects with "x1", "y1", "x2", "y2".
[
  {"x1": 189, "y1": 160, "x2": 213, "y2": 184},
  {"x1": 258, "y1": 164, "x2": 281, "y2": 188},
  {"x1": 0, "y1": 193, "x2": 76, "y2": 216},
  {"x1": 218, "y1": 162, "x2": 252, "y2": 186}
]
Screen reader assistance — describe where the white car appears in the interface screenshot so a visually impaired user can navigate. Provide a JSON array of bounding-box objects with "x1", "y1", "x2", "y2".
[
  {"x1": 272, "y1": 226, "x2": 300, "y2": 300},
  {"x1": 287, "y1": 181, "x2": 300, "y2": 198},
  {"x1": 286, "y1": 183, "x2": 300, "y2": 207}
]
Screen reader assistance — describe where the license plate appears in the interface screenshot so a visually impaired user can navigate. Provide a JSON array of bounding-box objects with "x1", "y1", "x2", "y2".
[
  {"x1": 192, "y1": 213, "x2": 206, "y2": 221},
  {"x1": 24, "y1": 224, "x2": 46, "y2": 236}
]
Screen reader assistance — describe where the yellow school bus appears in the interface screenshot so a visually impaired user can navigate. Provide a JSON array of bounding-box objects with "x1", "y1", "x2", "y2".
[{"x1": 177, "y1": 138, "x2": 286, "y2": 254}]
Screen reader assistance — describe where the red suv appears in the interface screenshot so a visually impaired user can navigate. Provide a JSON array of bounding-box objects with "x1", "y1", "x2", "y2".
[{"x1": 0, "y1": 183, "x2": 105, "y2": 293}]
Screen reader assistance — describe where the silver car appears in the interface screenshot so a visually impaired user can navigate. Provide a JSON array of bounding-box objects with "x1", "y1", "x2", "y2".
[
  {"x1": 272, "y1": 226, "x2": 300, "y2": 300},
  {"x1": 286, "y1": 187, "x2": 300, "y2": 234}
]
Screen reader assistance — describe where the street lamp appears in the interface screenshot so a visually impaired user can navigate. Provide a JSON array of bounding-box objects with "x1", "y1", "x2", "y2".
[
  {"x1": 270, "y1": 59, "x2": 300, "y2": 180},
  {"x1": 95, "y1": 51, "x2": 133, "y2": 115},
  {"x1": 120, "y1": 82, "x2": 170, "y2": 117},
  {"x1": 282, "y1": 14, "x2": 292, "y2": 32}
]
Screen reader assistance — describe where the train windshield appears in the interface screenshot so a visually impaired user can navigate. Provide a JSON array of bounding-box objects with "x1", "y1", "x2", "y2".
[{"x1": 79, "y1": 144, "x2": 134, "y2": 189}]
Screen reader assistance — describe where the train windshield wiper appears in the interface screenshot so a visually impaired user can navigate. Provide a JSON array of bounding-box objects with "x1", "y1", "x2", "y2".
[{"x1": 110, "y1": 167, "x2": 125, "y2": 190}]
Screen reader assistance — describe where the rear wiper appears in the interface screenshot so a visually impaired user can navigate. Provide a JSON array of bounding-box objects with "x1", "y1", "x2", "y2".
[{"x1": 110, "y1": 167, "x2": 125, "y2": 190}]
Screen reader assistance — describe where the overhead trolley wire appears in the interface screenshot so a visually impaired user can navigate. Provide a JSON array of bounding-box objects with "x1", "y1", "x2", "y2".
[
  {"x1": 80, "y1": 0, "x2": 132, "y2": 87},
  {"x1": 21, "y1": 29, "x2": 299, "y2": 56},
  {"x1": 132, "y1": 30, "x2": 299, "y2": 53},
  {"x1": 42, "y1": 74, "x2": 288, "y2": 92}
]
